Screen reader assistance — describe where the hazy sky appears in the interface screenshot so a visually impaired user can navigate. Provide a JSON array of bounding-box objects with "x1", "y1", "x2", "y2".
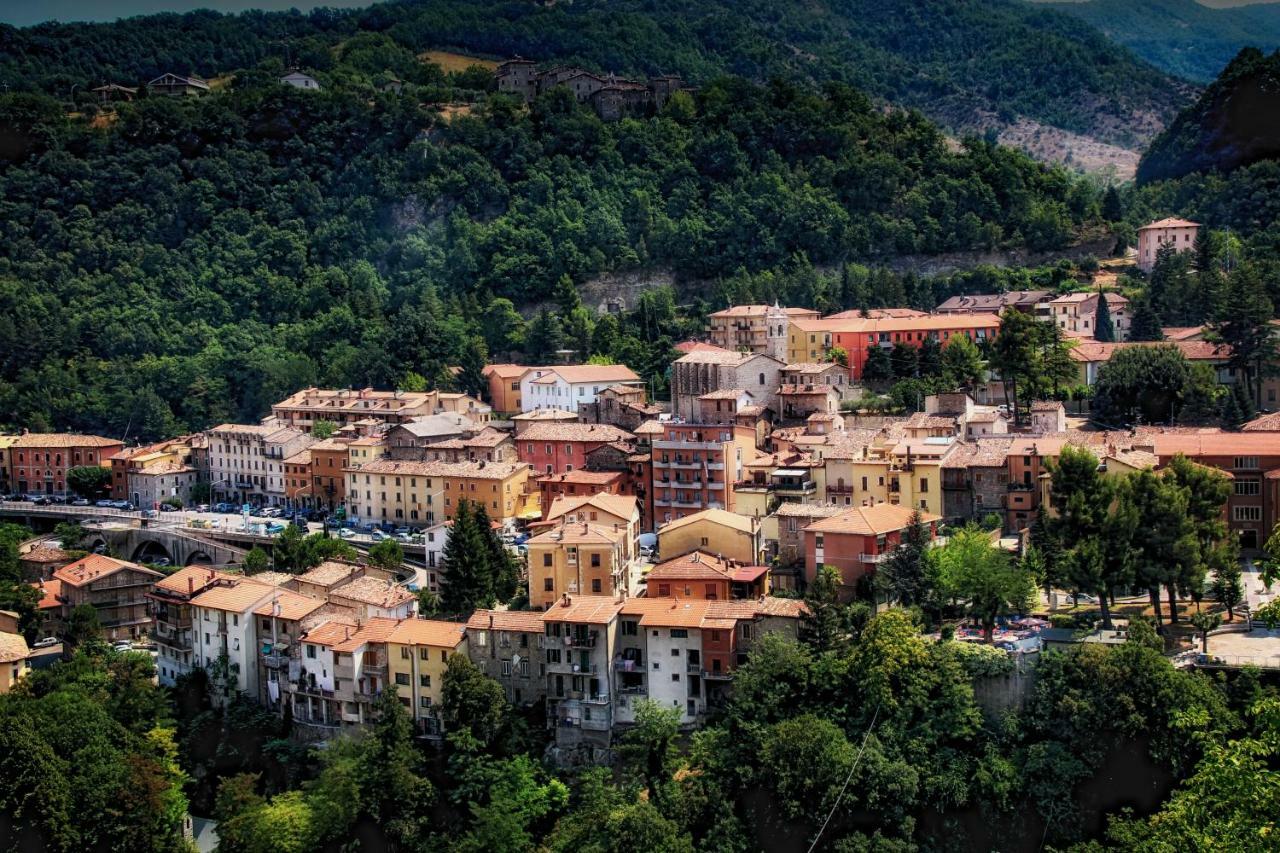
[{"x1": 0, "y1": 1, "x2": 376, "y2": 28}]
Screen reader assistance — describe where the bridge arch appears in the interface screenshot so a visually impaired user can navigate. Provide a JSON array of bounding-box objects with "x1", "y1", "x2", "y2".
[
  {"x1": 131, "y1": 539, "x2": 174, "y2": 565},
  {"x1": 185, "y1": 550, "x2": 214, "y2": 566}
]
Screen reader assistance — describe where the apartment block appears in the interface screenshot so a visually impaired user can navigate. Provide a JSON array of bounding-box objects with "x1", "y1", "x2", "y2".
[
  {"x1": 528, "y1": 520, "x2": 635, "y2": 610},
  {"x1": 650, "y1": 423, "x2": 757, "y2": 524},
  {"x1": 207, "y1": 423, "x2": 314, "y2": 507},
  {"x1": 55, "y1": 555, "x2": 163, "y2": 642},
  {"x1": 386, "y1": 619, "x2": 467, "y2": 737},
  {"x1": 465, "y1": 609, "x2": 548, "y2": 709},
  {"x1": 9, "y1": 433, "x2": 124, "y2": 497}
]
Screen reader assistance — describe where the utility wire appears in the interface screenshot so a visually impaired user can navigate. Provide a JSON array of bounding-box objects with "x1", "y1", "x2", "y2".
[{"x1": 807, "y1": 703, "x2": 881, "y2": 853}]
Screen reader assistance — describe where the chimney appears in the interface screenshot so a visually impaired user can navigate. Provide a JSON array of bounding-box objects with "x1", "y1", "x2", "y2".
[{"x1": 187, "y1": 577, "x2": 193, "y2": 594}]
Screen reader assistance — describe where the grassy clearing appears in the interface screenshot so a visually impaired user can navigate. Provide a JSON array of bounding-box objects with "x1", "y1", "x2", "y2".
[{"x1": 420, "y1": 50, "x2": 498, "y2": 73}]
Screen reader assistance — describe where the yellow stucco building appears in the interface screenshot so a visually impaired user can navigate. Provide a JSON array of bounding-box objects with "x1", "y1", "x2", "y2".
[
  {"x1": 386, "y1": 619, "x2": 468, "y2": 737},
  {"x1": 656, "y1": 508, "x2": 761, "y2": 564},
  {"x1": 528, "y1": 521, "x2": 633, "y2": 609}
]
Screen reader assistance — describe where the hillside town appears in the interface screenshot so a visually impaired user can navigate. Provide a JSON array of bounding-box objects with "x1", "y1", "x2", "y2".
[{"x1": 1, "y1": 213, "x2": 1278, "y2": 772}]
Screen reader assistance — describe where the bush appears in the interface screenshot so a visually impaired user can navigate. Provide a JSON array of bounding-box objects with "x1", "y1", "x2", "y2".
[{"x1": 949, "y1": 640, "x2": 1015, "y2": 678}]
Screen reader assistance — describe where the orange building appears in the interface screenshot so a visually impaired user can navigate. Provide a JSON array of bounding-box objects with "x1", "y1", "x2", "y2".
[
  {"x1": 803, "y1": 504, "x2": 939, "y2": 596},
  {"x1": 644, "y1": 551, "x2": 768, "y2": 600},
  {"x1": 482, "y1": 364, "x2": 533, "y2": 414},
  {"x1": 10, "y1": 433, "x2": 124, "y2": 497},
  {"x1": 650, "y1": 423, "x2": 758, "y2": 525},
  {"x1": 536, "y1": 470, "x2": 625, "y2": 511}
]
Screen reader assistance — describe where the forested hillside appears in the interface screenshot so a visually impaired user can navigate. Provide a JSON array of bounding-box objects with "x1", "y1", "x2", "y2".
[
  {"x1": 0, "y1": 0, "x2": 1189, "y2": 149},
  {"x1": 1137, "y1": 47, "x2": 1280, "y2": 183},
  {"x1": 1040, "y1": 0, "x2": 1280, "y2": 82},
  {"x1": 0, "y1": 62, "x2": 1107, "y2": 439}
]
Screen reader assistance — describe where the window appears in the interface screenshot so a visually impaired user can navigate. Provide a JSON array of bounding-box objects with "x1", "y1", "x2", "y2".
[
  {"x1": 672, "y1": 673, "x2": 681, "y2": 682},
  {"x1": 1234, "y1": 506, "x2": 1263, "y2": 522},
  {"x1": 395, "y1": 672, "x2": 409, "y2": 686},
  {"x1": 1234, "y1": 457, "x2": 1259, "y2": 470},
  {"x1": 672, "y1": 648, "x2": 680, "y2": 657},
  {"x1": 1235, "y1": 479, "x2": 1261, "y2": 496},
  {"x1": 543, "y1": 578, "x2": 554, "y2": 592},
  {"x1": 671, "y1": 628, "x2": 688, "y2": 639},
  {"x1": 623, "y1": 621, "x2": 638, "y2": 636},
  {"x1": 543, "y1": 553, "x2": 553, "y2": 567},
  {"x1": 419, "y1": 647, "x2": 429, "y2": 660},
  {"x1": 591, "y1": 579, "x2": 601, "y2": 593},
  {"x1": 419, "y1": 696, "x2": 432, "y2": 708},
  {"x1": 591, "y1": 553, "x2": 601, "y2": 568},
  {"x1": 420, "y1": 674, "x2": 431, "y2": 687},
  {"x1": 306, "y1": 645, "x2": 317, "y2": 659}
]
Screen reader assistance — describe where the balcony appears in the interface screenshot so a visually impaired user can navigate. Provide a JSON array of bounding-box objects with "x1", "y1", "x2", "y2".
[
  {"x1": 1008, "y1": 482, "x2": 1035, "y2": 492},
  {"x1": 155, "y1": 632, "x2": 193, "y2": 652},
  {"x1": 613, "y1": 658, "x2": 643, "y2": 672},
  {"x1": 686, "y1": 662, "x2": 703, "y2": 674},
  {"x1": 703, "y1": 668, "x2": 733, "y2": 680},
  {"x1": 580, "y1": 717, "x2": 612, "y2": 732},
  {"x1": 859, "y1": 553, "x2": 887, "y2": 564},
  {"x1": 564, "y1": 632, "x2": 598, "y2": 649},
  {"x1": 262, "y1": 652, "x2": 288, "y2": 668},
  {"x1": 293, "y1": 682, "x2": 335, "y2": 699},
  {"x1": 618, "y1": 684, "x2": 648, "y2": 695}
]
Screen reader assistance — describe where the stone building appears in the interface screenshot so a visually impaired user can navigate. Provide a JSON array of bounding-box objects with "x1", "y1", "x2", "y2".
[
  {"x1": 579, "y1": 384, "x2": 663, "y2": 431},
  {"x1": 671, "y1": 350, "x2": 783, "y2": 422}
]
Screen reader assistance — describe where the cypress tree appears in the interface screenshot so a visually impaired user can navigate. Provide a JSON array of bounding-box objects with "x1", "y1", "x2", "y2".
[
  {"x1": 1128, "y1": 295, "x2": 1164, "y2": 341},
  {"x1": 1094, "y1": 289, "x2": 1116, "y2": 342}
]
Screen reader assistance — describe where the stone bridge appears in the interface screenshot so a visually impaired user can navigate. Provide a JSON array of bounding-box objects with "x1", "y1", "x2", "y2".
[
  {"x1": 83, "y1": 526, "x2": 247, "y2": 567},
  {"x1": 0, "y1": 503, "x2": 246, "y2": 567}
]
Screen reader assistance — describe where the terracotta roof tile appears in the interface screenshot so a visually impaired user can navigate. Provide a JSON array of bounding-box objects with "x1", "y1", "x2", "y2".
[
  {"x1": 55, "y1": 555, "x2": 160, "y2": 587},
  {"x1": 387, "y1": 618, "x2": 467, "y2": 648},
  {"x1": 253, "y1": 589, "x2": 325, "y2": 621},
  {"x1": 0, "y1": 632, "x2": 29, "y2": 663},
  {"x1": 190, "y1": 578, "x2": 275, "y2": 612},
  {"x1": 541, "y1": 594, "x2": 625, "y2": 624},
  {"x1": 330, "y1": 576, "x2": 416, "y2": 608},
  {"x1": 804, "y1": 504, "x2": 939, "y2": 536},
  {"x1": 466, "y1": 609, "x2": 546, "y2": 633},
  {"x1": 517, "y1": 422, "x2": 633, "y2": 443}
]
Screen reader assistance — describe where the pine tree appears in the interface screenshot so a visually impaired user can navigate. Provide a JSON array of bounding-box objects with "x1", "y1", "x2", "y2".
[
  {"x1": 1094, "y1": 289, "x2": 1116, "y2": 342},
  {"x1": 554, "y1": 274, "x2": 582, "y2": 315},
  {"x1": 1128, "y1": 295, "x2": 1165, "y2": 341},
  {"x1": 862, "y1": 346, "x2": 895, "y2": 386},
  {"x1": 1212, "y1": 265, "x2": 1277, "y2": 410},
  {"x1": 875, "y1": 511, "x2": 931, "y2": 607},
  {"x1": 440, "y1": 501, "x2": 496, "y2": 614},
  {"x1": 1101, "y1": 185, "x2": 1124, "y2": 221},
  {"x1": 471, "y1": 501, "x2": 520, "y2": 604},
  {"x1": 525, "y1": 309, "x2": 565, "y2": 363},
  {"x1": 458, "y1": 336, "x2": 488, "y2": 399}
]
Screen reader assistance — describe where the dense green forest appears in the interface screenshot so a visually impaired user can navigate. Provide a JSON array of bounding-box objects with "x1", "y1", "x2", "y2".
[
  {"x1": 0, "y1": 0, "x2": 1188, "y2": 147},
  {"x1": 1040, "y1": 0, "x2": 1280, "y2": 82},
  {"x1": 0, "y1": 46, "x2": 1112, "y2": 439},
  {"x1": 1137, "y1": 47, "x2": 1280, "y2": 183}
]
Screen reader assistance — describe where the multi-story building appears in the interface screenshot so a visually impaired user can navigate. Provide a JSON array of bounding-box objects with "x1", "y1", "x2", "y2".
[
  {"x1": 189, "y1": 575, "x2": 277, "y2": 704},
  {"x1": 110, "y1": 435, "x2": 200, "y2": 505},
  {"x1": 650, "y1": 423, "x2": 758, "y2": 524},
  {"x1": 511, "y1": 408, "x2": 580, "y2": 436},
  {"x1": 705, "y1": 304, "x2": 819, "y2": 359},
  {"x1": 0, "y1": 435, "x2": 19, "y2": 492},
  {"x1": 787, "y1": 314, "x2": 1000, "y2": 381},
  {"x1": 528, "y1": 519, "x2": 636, "y2": 610},
  {"x1": 345, "y1": 458, "x2": 534, "y2": 527},
  {"x1": 386, "y1": 619, "x2": 467, "y2": 737},
  {"x1": 542, "y1": 595, "x2": 624, "y2": 752},
  {"x1": 418, "y1": 428, "x2": 515, "y2": 464},
  {"x1": 1045, "y1": 292, "x2": 1131, "y2": 340},
  {"x1": 207, "y1": 423, "x2": 314, "y2": 507},
  {"x1": 271, "y1": 387, "x2": 490, "y2": 429},
  {"x1": 9, "y1": 433, "x2": 124, "y2": 497},
  {"x1": 803, "y1": 504, "x2": 940, "y2": 597},
  {"x1": 519, "y1": 365, "x2": 644, "y2": 413},
  {"x1": 384, "y1": 414, "x2": 480, "y2": 458},
  {"x1": 482, "y1": 364, "x2": 533, "y2": 414},
  {"x1": 644, "y1": 551, "x2": 768, "y2": 600},
  {"x1": 656, "y1": 507, "x2": 761, "y2": 564},
  {"x1": 940, "y1": 439, "x2": 1013, "y2": 523},
  {"x1": 54, "y1": 555, "x2": 162, "y2": 642},
  {"x1": 150, "y1": 566, "x2": 241, "y2": 686},
  {"x1": 763, "y1": 503, "x2": 846, "y2": 579},
  {"x1": 327, "y1": 576, "x2": 417, "y2": 620},
  {"x1": 516, "y1": 422, "x2": 634, "y2": 476},
  {"x1": 1137, "y1": 217, "x2": 1200, "y2": 272},
  {"x1": 671, "y1": 350, "x2": 783, "y2": 421},
  {"x1": 536, "y1": 470, "x2": 626, "y2": 511},
  {"x1": 292, "y1": 617, "x2": 398, "y2": 731},
  {"x1": 465, "y1": 609, "x2": 547, "y2": 708},
  {"x1": 253, "y1": 588, "x2": 327, "y2": 710},
  {"x1": 1068, "y1": 340, "x2": 1230, "y2": 386},
  {"x1": 579, "y1": 384, "x2": 663, "y2": 431}
]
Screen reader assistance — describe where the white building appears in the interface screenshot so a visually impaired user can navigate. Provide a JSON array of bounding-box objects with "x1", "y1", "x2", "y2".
[
  {"x1": 189, "y1": 576, "x2": 277, "y2": 704},
  {"x1": 280, "y1": 71, "x2": 321, "y2": 90},
  {"x1": 519, "y1": 365, "x2": 643, "y2": 413},
  {"x1": 207, "y1": 423, "x2": 314, "y2": 507}
]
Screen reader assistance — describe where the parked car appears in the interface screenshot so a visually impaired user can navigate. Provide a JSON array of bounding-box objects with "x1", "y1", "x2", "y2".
[
  {"x1": 32, "y1": 637, "x2": 59, "y2": 649},
  {"x1": 30, "y1": 496, "x2": 51, "y2": 506},
  {"x1": 112, "y1": 641, "x2": 134, "y2": 653},
  {"x1": 70, "y1": 497, "x2": 90, "y2": 506},
  {"x1": 141, "y1": 509, "x2": 158, "y2": 519},
  {"x1": 95, "y1": 499, "x2": 114, "y2": 508},
  {"x1": 370, "y1": 529, "x2": 388, "y2": 541},
  {"x1": 150, "y1": 557, "x2": 172, "y2": 567},
  {"x1": 265, "y1": 523, "x2": 286, "y2": 535},
  {"x1": 337, "y1": 528, "x2": 356, "y2": 540},
  {"x1": 212, "y1": 502, "x2": 235, "y2": 514},
  {"x1": 262, "y1": 507, "x2": 283, "y2": 518}
]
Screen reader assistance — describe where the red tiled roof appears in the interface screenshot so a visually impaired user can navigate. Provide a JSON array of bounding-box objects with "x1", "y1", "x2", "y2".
[
  {"x1": 804, "y1": 504, "x2": 939, "y2": 536},
  {"x1": 465, "y1": 609, "x2": 546, "y2": 633},
  {"x1": 1139, "y1": 217, "x2": 1200, "y2": 230},
  {"x1": 517, "y1": 422, "x2": 633, "y2": 443},
  {"x1": 55, "y1": 555, "x2": 160, "y2": 587}
]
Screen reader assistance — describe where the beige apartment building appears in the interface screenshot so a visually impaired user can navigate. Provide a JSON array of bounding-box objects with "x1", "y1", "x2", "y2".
[
  {"x1": 528, "y1": 520, "x2": 634, "y2": 609},
  {"x1": 1137, "y1": 217, "x2": 1200, "y2": 272},
  {"x1": 207, "y1": 423, "x2": 314, "y2": 507},
  {"x1": 705, "y1": 304, "x2": 819, "y2": 360},
  {"x1": 345, "y1": 458, "x2": 534, "y2": 527},
  {"x1": 271, "y1": 387, "x2": 491, "y2": 429}
]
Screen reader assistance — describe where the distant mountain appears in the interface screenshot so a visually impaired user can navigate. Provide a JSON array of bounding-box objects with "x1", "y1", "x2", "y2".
[
  {"x1": 1038, "y1": 0, "x2": 1280, "y2": 81},
  {"x1": 0, "y1": 0, "x2": 1190, "y2": 151},
  {"x1": 1138, "y1": 47, "x2": 1280, "y2": 182}
]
